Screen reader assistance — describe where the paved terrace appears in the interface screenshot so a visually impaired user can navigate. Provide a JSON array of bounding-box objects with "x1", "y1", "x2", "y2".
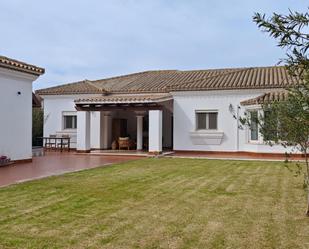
[{"x1": 0, "y1": 152, "x2": 141, "y2": 187}]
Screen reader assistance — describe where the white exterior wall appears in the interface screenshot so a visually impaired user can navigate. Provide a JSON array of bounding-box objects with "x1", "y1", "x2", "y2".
[
  {"x1": 43, "y1": 96, "x2": 77, "y2": 148},
  {"x1": 43, "y1": 96, "x2": 116, "y2": 149},
  {"x1": 42, "y1": 95, "x2": 100, "y2": 148},
  {"x1": 173, "y1": 89, "x2": 296, "y2": 154},
  {"x1": 0, "y1": 68, "x2": 38, "y2": 160},
  {"x1": 40, "y1": 89, "x2": 297, "y2": 154},
  {"x1": 42, "y1": 95, "x2": 173, "y2": 151}
]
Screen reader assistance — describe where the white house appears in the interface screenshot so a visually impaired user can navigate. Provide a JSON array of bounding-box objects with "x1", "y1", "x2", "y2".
[
  {"x1": 36, "y1": 67, "x2": 300, "y2": 155},
  {"x1": 0, "y1": 55, "x2": 44, "y2": 162}
]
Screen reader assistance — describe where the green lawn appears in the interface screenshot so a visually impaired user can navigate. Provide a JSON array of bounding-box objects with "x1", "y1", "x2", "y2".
[{"x1": 0, "y1": 158, "x2": 308, "y2": 249}]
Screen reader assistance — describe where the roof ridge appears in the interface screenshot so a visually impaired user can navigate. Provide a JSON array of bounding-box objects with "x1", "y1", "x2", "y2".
[
  {"x1": 36, "y1": 79, "x2": 105, "y2": 95},
  {"x1": 84, "y1": 79, "x2": 107, "y2": 93},
  {"x1": 36, "y1": 80, "x2": 86, "y2": 92},
  {"x1": 180, "y1": 65, "x2": 285, "y2": 73},
  {"x1": 91, "y1": 70, "x2": 179, "y2": 83}
]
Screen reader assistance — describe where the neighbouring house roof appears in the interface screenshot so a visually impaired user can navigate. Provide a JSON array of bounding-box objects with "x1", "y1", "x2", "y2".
[
  {"x1": 0, "y1": 55, "x2": 45, "y2": 76},
  {"x1": 36, "y1": 66, "x2": 302, "y2": 96},
  {"x1": 32, "y1": 93, "x2": 42, "y2": 108},
  {"x1": 74, "y1": 93, "x2": 172, "y2": 104},
  {"x1": 240, "y1": 91, "x2": 288, "y2": 106}
]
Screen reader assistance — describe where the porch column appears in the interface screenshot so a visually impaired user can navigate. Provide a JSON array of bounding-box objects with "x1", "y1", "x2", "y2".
[
  {"x1": 90, "y1": 111, "x2": 102, "y2": 149},
  {"x1": 149, "y1": 110, "x2": 162, "y2": 154},
  {"x1": 102, "y1": 111, "x2": 111, "y2": 149},
  {"x1": 77, "y1": 111, "x2": 91, "y2": 152},
  {"x1": 136, "y1": 115, "x2": 144, "y2": 150}
]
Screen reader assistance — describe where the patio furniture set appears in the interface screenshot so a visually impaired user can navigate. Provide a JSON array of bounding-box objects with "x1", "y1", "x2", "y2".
[
  {"x1": 112, "y1": 137, "x2": 148, "y2": 150},
  {"x1": 40, "y1": 134, "x2": 71, "y2": 152},
  {"x1": 39, "y1": 135, "x2": 146, "y2": 152}
]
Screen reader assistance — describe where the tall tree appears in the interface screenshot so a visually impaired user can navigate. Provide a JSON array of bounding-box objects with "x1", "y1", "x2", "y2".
[
  {"x1": 32, "y1": 108, "x2": 43, "y2": 147},
  {"x1": 251, "y1": 10, "x2": 309, "y2": 216}
]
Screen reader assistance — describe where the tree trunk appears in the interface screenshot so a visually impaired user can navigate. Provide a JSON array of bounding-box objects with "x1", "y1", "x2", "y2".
[
  {"x1": 307, "y1": 189, "x2": 309, "y2": 217},
  {"x1": 305, "y1": 151, "x2": 309, "y2": 217}
]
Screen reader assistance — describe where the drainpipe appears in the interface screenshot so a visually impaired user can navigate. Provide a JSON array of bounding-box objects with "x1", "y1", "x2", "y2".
[{"x1": 236, "y1": 105, "x2": 240, "y2": 151}]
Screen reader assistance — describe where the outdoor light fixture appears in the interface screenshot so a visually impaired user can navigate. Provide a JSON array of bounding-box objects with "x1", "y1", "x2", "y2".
[{"x1": 228, "y1": 103, "x2": 234, "y2": 113}]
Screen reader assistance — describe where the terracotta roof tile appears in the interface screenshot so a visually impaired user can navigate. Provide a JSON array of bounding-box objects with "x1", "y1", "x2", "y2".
[
  {"x1": 168, "y1": 67, "x2": 302, "y2": 91},
  {"x1": 36, "y1": 80, "x2": 105, "y2": 95},
  {"x1": 74, "y1": 93, "x2": 172, "y2": 104},
  {"x1": 36, "y1": 66, "x2": 302, "y2": 95},
  {"x1": 240, "y1": 91, "x2": 288, "y2": 106},
  {"x1": 0, "y1": 55, "x2": 44, "y2": 76}
]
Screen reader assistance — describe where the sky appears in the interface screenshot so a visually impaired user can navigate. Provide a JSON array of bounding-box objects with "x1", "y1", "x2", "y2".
[{"x1": 0, "y1": 0, "x2": 308, "y2": 90}]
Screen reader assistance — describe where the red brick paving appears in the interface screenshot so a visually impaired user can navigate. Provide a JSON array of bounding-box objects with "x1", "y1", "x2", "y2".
[{"x1": 0, "y1": 152, "x2": 141, "y2": 187}]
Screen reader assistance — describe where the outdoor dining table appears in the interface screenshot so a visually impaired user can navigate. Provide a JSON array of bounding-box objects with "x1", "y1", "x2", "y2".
[{"x1": 39, "y1": 137, "x2": 71, "y2": 152}]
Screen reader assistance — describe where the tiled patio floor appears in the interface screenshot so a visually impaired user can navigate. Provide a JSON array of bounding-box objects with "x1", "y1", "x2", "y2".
[{"x1": 0, "y1": 152, "x2": 141, "y2": 187}]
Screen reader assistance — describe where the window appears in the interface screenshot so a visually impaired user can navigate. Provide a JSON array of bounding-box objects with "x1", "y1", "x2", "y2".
[
  {"x1": 196, "y1": 113, "x2": 207, "y2": 129},
  {"x1": 263, "y1": 110, "x2": 280, "y2": 141},
  {"x1": 249, "y1": 110, "x2": 258, "y2": 141},
  {"x1": 196, "y1": 111, "x2": 218, "y2": 130},
  {"x1": 63, "y1": 115, "x2": 77, "y2": 129}
]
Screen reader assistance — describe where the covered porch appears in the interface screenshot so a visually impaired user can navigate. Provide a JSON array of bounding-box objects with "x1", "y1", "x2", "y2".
[{"x1": 74, "y1": 94, "x2": 173, "y2": 154}]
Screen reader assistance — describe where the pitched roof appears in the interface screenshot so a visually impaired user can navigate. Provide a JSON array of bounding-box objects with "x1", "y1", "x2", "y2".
[
  {"x1": 36, "y1": 80, "x2": 106, "y2": 95},
  {"x1": 0, "y1": 55, "x2": 45, "y2": 76},
  {"x1": 36, "y1": 66, "x2": 301, "y2": 95},
  {"x1": 75, "y1": 93, "x2": 172, "y2": 104},
  {"x1": 240, "y1": 91, "x2": 288, "y2": 106},
  {"x1": 168, "y1": 67, "x2": 301, "y2": 91}
]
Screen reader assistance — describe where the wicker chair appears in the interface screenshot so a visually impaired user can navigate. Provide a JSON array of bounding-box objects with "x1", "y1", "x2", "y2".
[{"x1": 118, "y1": 137, "x2": 135, "y2": 150}]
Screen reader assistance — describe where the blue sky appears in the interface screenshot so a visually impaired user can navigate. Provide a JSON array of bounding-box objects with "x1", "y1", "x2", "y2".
[{"x1": 0, "y1": 0, "x2": 307, "y2": 89}]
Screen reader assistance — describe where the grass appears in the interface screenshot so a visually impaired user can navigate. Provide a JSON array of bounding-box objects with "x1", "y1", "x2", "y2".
[{"x1": 0, "y1": 158, "x2": 308, "y2": 249}]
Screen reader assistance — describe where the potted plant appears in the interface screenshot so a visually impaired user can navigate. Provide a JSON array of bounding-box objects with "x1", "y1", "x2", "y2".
[{"x1": 0, "y1": 155, "x2": 11, "y2": 166}]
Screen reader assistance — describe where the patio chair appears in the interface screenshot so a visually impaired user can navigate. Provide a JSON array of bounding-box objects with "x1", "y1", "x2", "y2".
[
  {"x1": 118, "y1": 137, "x2": 135, "y2": 150},
  {"x1": 45, "y1": 134, "x2": 57, "y2": 150}
]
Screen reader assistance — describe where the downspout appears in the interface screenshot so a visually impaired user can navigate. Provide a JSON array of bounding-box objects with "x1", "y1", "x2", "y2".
[{"x1": 236, "y1": 105, "x2": 240, "y2": 151}]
